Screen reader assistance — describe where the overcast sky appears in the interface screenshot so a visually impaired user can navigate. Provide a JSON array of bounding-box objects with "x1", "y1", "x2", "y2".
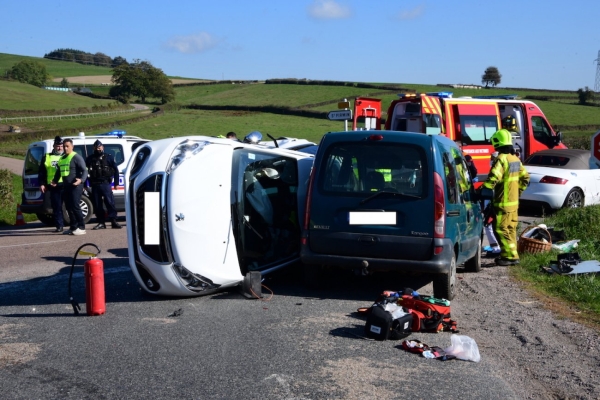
[{"x1": 3, "y1": 0, "x2": 599, "y2": 90}]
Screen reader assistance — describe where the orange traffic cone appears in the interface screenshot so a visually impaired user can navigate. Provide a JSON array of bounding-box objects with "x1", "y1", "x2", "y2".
[{"x1": 14, "y1": 204, "x2": 26, "y2": 226}]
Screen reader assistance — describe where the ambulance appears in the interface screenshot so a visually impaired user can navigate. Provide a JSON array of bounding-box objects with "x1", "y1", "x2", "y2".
[{"x1": 351, "y1": 93, "x2": 566, "y2": 181}]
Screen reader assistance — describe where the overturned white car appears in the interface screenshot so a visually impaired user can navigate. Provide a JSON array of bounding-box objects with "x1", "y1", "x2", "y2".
[{"x1": 124, "y1": 133, "x2": 316, "y2": 296}]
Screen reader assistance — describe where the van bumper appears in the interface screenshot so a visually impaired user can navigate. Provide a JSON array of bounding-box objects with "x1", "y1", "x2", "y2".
[{"x1": 300, "y1": 238, "x2": 454, "y2": 275}]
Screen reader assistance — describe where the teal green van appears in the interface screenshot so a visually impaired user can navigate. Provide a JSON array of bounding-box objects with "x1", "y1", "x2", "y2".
[{"x1": 300, "y1": 130, "x2": 483, "y2": 300}]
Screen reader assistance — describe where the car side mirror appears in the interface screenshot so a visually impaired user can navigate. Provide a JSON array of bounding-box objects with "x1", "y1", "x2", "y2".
[{"x1": 551, "y1": 131, "x2": 562, "y2": 148}]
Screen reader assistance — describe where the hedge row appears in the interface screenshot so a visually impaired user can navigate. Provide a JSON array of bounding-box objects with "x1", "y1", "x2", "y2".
[{"x1": 0, "y1": 102, "x2": 127, "y2": 118}]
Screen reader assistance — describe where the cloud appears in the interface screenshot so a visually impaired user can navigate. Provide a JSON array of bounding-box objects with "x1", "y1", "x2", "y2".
[
  {"x1": 308, "y1": 0, "x2": 351, "y2": 20},
  {"x1": 395, "y1": 5, "x2": 425, "y2": 21},
  {"x1": 163, "y1": 32, "x2": 221, "y2": 54}
]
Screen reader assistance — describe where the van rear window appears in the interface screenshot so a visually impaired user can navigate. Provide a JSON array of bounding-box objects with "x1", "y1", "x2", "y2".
[{"x1": 319, "y1": 142, "x2": 426, "y2": 197}]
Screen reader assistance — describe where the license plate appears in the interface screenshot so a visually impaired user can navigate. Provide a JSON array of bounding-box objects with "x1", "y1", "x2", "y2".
[{"x1": 349, "y1": 211, "x2": 396, "y2": 225}]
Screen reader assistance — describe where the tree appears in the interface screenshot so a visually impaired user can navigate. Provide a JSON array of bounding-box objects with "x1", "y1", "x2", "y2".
[
  {"x1": 8, "y1": 60, "x2": 50, "y2": 87},
  {"x1": 60, "y1": 77, "x2": 69, "y2": 88},
  {"x1": 577, "y1": 87, "x2": 595, "y2": 105},
  {"x1": 111, "y1": 56, "x2": 127, "y2": 68},
  {"x1": 111, "y1": 59, "x2": 175, "y2": 103},
  {"x1": 481, "y1": 66, "x2": 502, "y2": 87}
]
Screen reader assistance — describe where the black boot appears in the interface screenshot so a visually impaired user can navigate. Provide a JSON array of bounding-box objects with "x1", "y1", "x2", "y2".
[
  {"x1": 111, "y1": 220, "x2": 122, "y2": 229},
  {"x1": 92, "y1": 223, "x2": 107, "y2": 230}
]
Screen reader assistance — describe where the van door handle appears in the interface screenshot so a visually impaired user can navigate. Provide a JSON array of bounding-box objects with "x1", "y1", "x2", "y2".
[{"x1": 446, "y1": 210, "x2": 460, "y2": 217}]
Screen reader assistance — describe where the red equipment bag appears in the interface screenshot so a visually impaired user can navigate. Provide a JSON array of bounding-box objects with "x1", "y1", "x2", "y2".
[{"x1": 359, "y1": 288, "x2": 458, "y2": 334}]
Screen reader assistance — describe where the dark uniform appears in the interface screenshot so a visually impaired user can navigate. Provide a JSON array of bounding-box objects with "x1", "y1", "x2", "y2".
[
  {"x1": 39, "y1": 136, "x2": 64, "y2": 232},
  {"x1": 86, "y1": 140, "x2": 122, "y2": 229},
  {"x1": 53, "y1": 140, "x2": 88, "y2": 234}
]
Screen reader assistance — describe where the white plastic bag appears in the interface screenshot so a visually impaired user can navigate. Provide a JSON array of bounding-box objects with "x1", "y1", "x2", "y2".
[
  {"x1": 443, "y1": 335, "x2": 481, "y2": 362},
  {"x1": 384, "y1": 303, "x2": 408, "y2": 319}
]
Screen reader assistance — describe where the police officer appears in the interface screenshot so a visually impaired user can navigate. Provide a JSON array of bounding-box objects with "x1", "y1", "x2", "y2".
[
  {"x1": 39, "y1": 136, "x2": 64, "y2": 232},
  {"x1": 52, "y1": 138, "x2": 88, "y2": 235},
  {"x1": 86, "y1": 140, "x2": 122, "y2": 229},
  {"x1": 479, "y1": 129, "x2": 529, "y2": 266}
]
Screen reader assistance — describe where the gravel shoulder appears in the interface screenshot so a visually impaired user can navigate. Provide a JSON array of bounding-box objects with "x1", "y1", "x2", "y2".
[{"x1": 456, "y1": 255, "x2": 600, "y2": 399}]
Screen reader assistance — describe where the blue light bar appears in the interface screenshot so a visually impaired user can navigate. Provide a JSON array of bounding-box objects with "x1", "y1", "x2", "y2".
[
  {"x1": 425, "y1": 92, "x2": 453, "y2": 98},
  {"x1": 101, "y1": 130, "x2": 126, "y2": 138}
]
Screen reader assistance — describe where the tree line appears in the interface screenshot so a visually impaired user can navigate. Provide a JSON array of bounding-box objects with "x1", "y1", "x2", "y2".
[{"x1": 43, "y1": 48, "x2": 127, "y2": 68}]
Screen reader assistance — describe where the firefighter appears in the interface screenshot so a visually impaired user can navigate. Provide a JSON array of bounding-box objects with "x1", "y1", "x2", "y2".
[
  {"x1": 39, "y1": 136, "x2": 64, "y2": 232},
  {"x1": 86, "y1": 140, "x2": 122, "y2": 229},
  {"x1": 479, "y1": 129, "x2": 529, "y2": 266}
]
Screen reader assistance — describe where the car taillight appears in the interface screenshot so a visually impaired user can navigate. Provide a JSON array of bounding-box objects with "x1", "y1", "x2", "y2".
[
  {"x1": 368, "y1": 134, "x2": 383, "y2": 141},
  {"x1": 433, "y1": 172, "x2": 445, "y2": 238},
  {"x1": 539, "y1": 176, "x2": 568, "y2": 185}
]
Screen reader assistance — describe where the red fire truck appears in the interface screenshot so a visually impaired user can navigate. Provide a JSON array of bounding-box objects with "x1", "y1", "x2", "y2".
[{"x1": 351, "y1": 93, "x2": 566, "y2": 180}]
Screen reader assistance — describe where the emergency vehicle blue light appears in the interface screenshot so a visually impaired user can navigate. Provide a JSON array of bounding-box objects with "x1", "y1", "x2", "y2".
[
  {"x1": 425, "y1": 92, "x2": 453, "y2": 98},
  {"x1": 472, "y1": 94, "x2": 518, "y2": 100},
  {"x1": 102, "y1": 130, "x2": 126, "y2": 138}
]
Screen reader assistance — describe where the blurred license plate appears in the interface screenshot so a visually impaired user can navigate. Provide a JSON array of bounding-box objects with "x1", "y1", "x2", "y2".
[{"x1": 349, "y1": 211, "x2": 396, "y2": 225}]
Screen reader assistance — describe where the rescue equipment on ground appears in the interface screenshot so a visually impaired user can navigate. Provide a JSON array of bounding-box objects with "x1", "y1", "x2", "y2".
[
  {"x1": 541, "y1": 252, "x2": 600, "y2": 275},
  {"x1": 67, "y1": 243, "x2": 105, "y2": 316},
  {"x1": 359, "y1": 288, "x2": 458, "y2": 340}
]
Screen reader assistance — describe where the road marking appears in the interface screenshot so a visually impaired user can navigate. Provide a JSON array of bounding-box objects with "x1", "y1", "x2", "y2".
[
  {"x1": 0, "y1": 266, "x2": 131, "y2": 292},
  {"x1": 0, "y1": 240, "x2": 69, "y2": 248}
]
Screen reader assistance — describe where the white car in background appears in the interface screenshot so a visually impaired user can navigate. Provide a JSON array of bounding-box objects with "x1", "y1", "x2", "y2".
[
  {"x1": 125, "y1": 132, "x2": 315, "y2": 296},
  {"x1": 520, "y1": 149, "x2": 600, "y2": 209}
]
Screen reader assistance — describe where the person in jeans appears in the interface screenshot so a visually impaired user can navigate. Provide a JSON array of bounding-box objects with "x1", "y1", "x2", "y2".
[
  {"x1": 51, "y1": 139, "x2": 88, "y2": 236},
  {"x1": 39, "y1": 136, "x2": 64, "y2": 232}
]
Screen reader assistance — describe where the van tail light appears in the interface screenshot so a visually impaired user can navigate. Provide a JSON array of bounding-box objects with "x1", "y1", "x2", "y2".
[
  {"x1": 539, "y1": 176, "x2": 568, "y2": 185},
  {"x1": 301, "y1": 167, "x2": 316, "y2": 245},
  {"x1": 433, "y1": 172, "x2": 445, "y2": 239}
]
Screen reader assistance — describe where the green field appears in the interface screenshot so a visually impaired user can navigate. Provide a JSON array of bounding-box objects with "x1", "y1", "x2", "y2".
[{"x1": 0, "y1": 52, "x2": 112, "y2": 79}]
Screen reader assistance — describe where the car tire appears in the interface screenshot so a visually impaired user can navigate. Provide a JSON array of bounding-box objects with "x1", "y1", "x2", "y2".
[
  {"x1": 36, "y1": 212, "x2": 55, "y2": 226},
  {"x1": 62, "y1": 195, "x2": 94, "y2": 225},
  {"x1": 465, "y1": 237, "x2": 482, "y2": 273},
  {"x1": 563, "y1": 188, "x2": 584, "y2": 208},
  {"x1": 433, "y1": 254, "x2": 456, "y2": 300}
]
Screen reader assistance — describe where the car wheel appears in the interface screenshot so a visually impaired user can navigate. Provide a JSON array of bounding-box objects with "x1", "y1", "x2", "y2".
[
  {"x1": 563, "y1": 188, "x2": 584, "y2": 208},
  {"x1": 36, "y1": 212, "x2": 55, "y2": 226},
  {"x1": 433, "y1": 254, "x2": 456, "y2": 300},
  {"x1": 62, "y1": 196, "x2": 94, "y2": 225},
  {"x1": 465, "y1": 237, "x2": 482, "y2": 273}
]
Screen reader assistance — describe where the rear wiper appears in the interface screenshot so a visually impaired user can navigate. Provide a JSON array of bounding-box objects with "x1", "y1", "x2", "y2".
[{"x1": 359, "y1": 191, "x2": 421, "y2": 205}]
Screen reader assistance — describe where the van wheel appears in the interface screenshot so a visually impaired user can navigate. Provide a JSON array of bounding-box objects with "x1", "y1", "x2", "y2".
[
  {"x1": 62, "y1": 196, "x2": 94, "y2": 225},
  {"x1": 465, "y1": 238, "x2": 482, "y2": 273},
  {"x1": 303, "y1": 263, "x2": 324, "y2": 289},
  {"x1": 36, "y1": 212, "x2": 55, "y2": 226},
  {"x1": 433, "y1": 255, "x2": 456, "y2": 300}
]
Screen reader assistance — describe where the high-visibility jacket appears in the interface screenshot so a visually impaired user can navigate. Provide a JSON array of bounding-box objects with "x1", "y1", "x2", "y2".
[
  {"x1": 58, "y1": 152, "x2": 77, "y2": 177},
  {"x1": 44, "y1": 154, "x2": 63, "y2": 184},
  {"x1": 482, "y1": 153, "x2": 529, "y2": 212}
]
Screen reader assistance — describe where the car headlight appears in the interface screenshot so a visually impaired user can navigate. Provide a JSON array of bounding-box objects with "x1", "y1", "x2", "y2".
[
  {"x1": 172, "y1": 263, "x2": 221, "y2": 292},
  {"x1": 166, "y1": 139, "x2": 210, "y2": 174}
]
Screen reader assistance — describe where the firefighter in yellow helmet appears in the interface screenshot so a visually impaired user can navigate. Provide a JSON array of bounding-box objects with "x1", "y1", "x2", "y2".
[{"x1": 479, "y1": 129, "x2": 529, "y2": 266}]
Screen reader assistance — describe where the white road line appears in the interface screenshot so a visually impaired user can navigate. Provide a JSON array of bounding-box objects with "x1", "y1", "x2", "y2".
[{"x1": 0, "y1": 240, "x2": 69, "y2": 248}]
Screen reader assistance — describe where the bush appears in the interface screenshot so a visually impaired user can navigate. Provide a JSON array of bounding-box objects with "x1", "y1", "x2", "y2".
[{"x1": 0, "y1": 169, "x2": 14, "y2": 209}]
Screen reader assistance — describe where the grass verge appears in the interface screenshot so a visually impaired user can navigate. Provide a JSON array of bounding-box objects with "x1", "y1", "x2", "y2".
[{"x1": 512, "y1": 205, "x2": 600, "y2": 328}]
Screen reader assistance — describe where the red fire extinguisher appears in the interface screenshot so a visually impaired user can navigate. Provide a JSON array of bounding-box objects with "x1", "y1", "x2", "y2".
[{"x1": 68, "y1": 243, "x2": 105, "y2": 316}]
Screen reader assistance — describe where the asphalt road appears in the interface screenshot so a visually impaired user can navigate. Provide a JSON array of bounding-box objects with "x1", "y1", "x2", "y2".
[{"x1": 0, "y1": 155, "x2": 547, "y2": 399}]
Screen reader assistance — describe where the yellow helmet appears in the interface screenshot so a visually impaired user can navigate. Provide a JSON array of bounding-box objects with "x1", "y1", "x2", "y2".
[
  {"x1": 502, "y1": 115, "x2": 517, "y2": 131},
  {"x1": 491, "y1": 129, "x2": 512, "y2": 148}
]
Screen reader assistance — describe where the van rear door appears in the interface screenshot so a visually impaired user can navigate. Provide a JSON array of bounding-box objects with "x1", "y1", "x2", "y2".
[{"x1": 307, "y1": 136, "x2": 434, "y2": 261}]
